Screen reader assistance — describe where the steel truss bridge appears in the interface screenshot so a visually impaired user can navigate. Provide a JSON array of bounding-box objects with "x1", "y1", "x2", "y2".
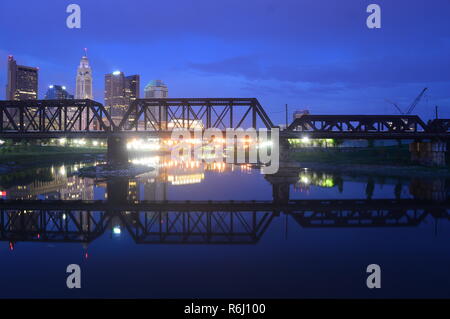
[
  {"x1": 1, "y1": 199, "x2": 449, "y2": 245},
  {"x1": 0, "y1": 98, "x2": 274, "y2": 139},
  {"x1": 1, "y1": 99, "x2": 449, "y2": 140},
  {"x1": 285, "y1": 115, "x2": 450, "y2": 139}
]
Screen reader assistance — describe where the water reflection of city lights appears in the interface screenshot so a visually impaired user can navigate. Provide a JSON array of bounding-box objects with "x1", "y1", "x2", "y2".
[
  {"x1": 297, "y1": 172, "x2": 336, "y2": 190},
  {"x1": 209, "y1": 162, "x2": 226, "y2": 172},
  {"x1": 240, "y1": 164, "x2": 252, "y2": 172},
  {"x1": 113, "y1": 226, "x2": 122, "y2": 235},
  {"x1": 300, "y1": 176, "x2": 310, "y2": 184},
  {"x1": 131, "y1": 156, "x2": 160, "y2": 167},
  {"x1": 168, "y1": 173, "x2": 205, "y2": 185},
  {"x1": 127, "y1": 139, "x2": 161, "y2": 151}
]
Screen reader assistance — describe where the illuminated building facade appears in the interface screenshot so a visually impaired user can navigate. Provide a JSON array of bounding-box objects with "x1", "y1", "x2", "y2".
[
  {"x1": 144, "y1": 80, "x2": 168, "y2": 126},
  {"x1": 45, "y1": 85, "x2": 74, "y2": 100},
  {"x1": 6, "y1": 56, "x2": 38, "y2": 100},
  {"x1": 144, "y1": 80, "x2": 168, "y2": 98},
  {"x1": 75, "y1": 51, "x2": 93, "y2": 99},
  {"x1": 105, "y1": 71, "x2": 140, "y2": 124},
  {"x1": 75, "y1": 51, "x2": 93, "y2": 129}
]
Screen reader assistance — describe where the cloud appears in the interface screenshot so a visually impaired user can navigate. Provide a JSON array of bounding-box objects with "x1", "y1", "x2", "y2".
[
  {"x1": 189, "y1": 56, "x2": 264, "y2": 80},
  {"x1": 189, "y1": 54, "x2": 450, "y2": 89},
  {"x1": 241, "y1": 81, "x2": 345, "y2": 98}
]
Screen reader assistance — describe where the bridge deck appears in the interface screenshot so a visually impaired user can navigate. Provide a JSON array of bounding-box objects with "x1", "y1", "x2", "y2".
[
  {"x1": 1, "y1": 199, "x2": 448, "y2": 211},
  {"x1": 1, "y1": 99, "x2": 449, "y2": 139}
]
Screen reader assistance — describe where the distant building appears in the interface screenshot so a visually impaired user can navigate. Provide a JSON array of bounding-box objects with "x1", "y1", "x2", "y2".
[
  {"x1": 144, "y1": 80, "x2": 168, "y2": 98},
  {"x1": 144, "y1": 80, "x2": 168, "y2": 126},
  {"x1": 75, "y1": 50, "x2": 93, "y2": 100},
  {"x1": 104, "y1": 71, "x2": 140, "y2": 124},
  {"x1": 6, "y1": 55, "x2": 38, "y2": 101},
  {"x1": 293, "y1": 109, "x2": 310, "y2": 120},
  {"x1": 45, "y1": 85, "x2": 74, "y2": 100}
]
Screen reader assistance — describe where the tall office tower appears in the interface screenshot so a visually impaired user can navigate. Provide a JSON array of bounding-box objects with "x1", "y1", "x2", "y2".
[
  {"x1": 144, "y1": 80, "x2": 168, "y2": 98},
  {"x1": 45, "y1": 85, "x2": 74, "y2": 99},
  {"x1": 144, "y1": 80, "x2": 168, "y2": 127},
  {"x1": 6, "y1": 55, "x2": 39, "y2": 100},
  {"x1": 75, "y1": 49, "x2": 93, "y2": 100},
  {"x1": 104, "y1": 71, "x2": 140, "y2": 125}
]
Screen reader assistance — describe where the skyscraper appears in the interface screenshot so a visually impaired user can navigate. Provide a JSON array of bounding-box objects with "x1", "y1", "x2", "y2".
[
  {"x1": 75, "y1": 49, "x2": 93, "y2": 100},
  {"x1": 144, "y1": 80, "x2": 168, "y2": 125},
  {"x1": 6, "y1": 55, "x2": 38, "y2": 100},
  {"x1": 104, "y1": 71, "x2": 140, "y2": 124},
  {"x1": 45, "y1": 85, "x2": 74, "y2": 100},
  {"x1": 144, "y1": 80, "x2": 168, "y2": 98}
]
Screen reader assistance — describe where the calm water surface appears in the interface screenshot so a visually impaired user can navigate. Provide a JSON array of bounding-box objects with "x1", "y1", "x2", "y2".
[{"x1": 0, "y1": 155, "x2": 449, "y2": 298}]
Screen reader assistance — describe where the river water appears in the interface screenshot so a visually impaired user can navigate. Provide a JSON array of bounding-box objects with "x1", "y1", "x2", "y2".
[{"x1": 0, "y1": 154, "x2": 449, "y2": 298}]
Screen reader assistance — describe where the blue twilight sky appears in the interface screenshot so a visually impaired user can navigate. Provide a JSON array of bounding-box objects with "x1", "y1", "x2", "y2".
[{"x1": 0, "y1": 0, "x2": 450, "y2": 124}]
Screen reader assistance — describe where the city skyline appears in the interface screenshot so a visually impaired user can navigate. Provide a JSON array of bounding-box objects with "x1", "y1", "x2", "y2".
[
  {"x1": 1, "y1": 0, "x2": 450, "y2": 125},
  {"x1": 5, "y1": 52, "x2": 166, "y2": 102}
]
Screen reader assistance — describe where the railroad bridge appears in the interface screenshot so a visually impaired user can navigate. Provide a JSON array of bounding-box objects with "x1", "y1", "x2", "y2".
[
  {"x1": 0, "y1": 98, "x2": 449, "y2": 166},
  {"x1": 0, "y1": 198, "x2": 449, "y2": 246}
]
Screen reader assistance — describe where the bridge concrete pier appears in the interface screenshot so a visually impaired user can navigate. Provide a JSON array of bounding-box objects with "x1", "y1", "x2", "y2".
[
  {"x1": 107, "y1": 136, "x2": 128, "y2": 165},
  {"x1": 409, "y1": 141, "x2": 447, "y2": 167},
  {"x1": 265, "y1": 163, "x2": 302, "y2": 203},
  {"x1": 279, "y1": 138, "x2": 291, "y2": 162},
  {"x1": 106, "y1": 178, "x2": 129, "y2": 203}
]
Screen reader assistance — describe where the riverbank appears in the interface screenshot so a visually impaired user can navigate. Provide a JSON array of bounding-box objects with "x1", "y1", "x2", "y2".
[
  {"x1": 0, "y1": 145, "x2": 106, "y2": 174},
  {"x1": 289, "y1": 145, "x2": 450, "y2": 178}
]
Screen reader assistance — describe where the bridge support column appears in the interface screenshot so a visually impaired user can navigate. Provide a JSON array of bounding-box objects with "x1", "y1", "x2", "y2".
[
  {"x1": 107, "y1": 177, "x2": 129, "y2": 203},
  {"x1": 279, "y1": 138, "x2": 291, "y2": 162},
  {"x1": 409, "y1": 141, "x2": 447, "y2": 167},
  {"x1": 107, "y1": 136, "x2": 128, "y2": 166},
  {"x1": 265, "y1": 164, "x2": 302, "y2": 203}
]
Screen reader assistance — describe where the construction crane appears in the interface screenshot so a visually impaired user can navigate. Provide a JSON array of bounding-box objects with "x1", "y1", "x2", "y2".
[{"x1": 385, "y1": 87, "x2": 428, "y2": 115}]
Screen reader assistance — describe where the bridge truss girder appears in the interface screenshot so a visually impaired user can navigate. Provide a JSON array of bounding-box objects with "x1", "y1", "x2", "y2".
[
  {"x1": 0, "y1": 209, "x2": 108, "y2": 243},
  {"x1": 0, "y1": 99, "x2": 114, "y2": 133},
  {"x1": 118, "y1": 98, "x2": 275, "y2": 131},
  {"x1": 287, "y1": 115, "x2": 429, "y2": 133},
  {"x1": 119, "y1": 210, "x2": 275, "y2": 244}
]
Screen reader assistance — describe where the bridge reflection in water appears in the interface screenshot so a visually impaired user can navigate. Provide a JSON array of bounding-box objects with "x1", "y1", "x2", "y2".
[
  {"x1": 1, "y1": 198, "x2": 449, "y2": 246},
  {"x1": 1, "y1": 157, "x2": 449, "y2": 246}
]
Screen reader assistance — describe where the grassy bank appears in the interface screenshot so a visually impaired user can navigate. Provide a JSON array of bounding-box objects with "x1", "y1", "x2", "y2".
[
  {"x1": 290, "y1": 145, "x2": 412, "y2": 166},
  {"x1": 289, "y1": 145, "x2": 450, "y2": 178}
]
